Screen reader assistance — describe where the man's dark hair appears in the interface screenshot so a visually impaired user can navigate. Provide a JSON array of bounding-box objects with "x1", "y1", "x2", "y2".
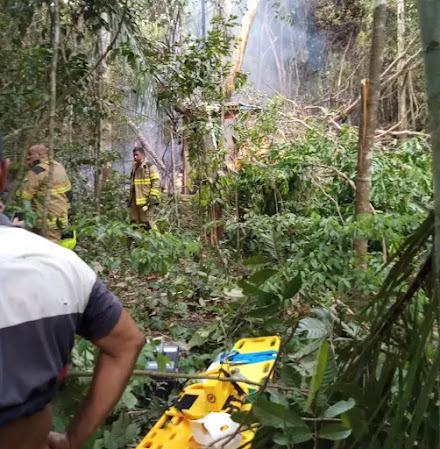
[{"x1": 133, "y1": 146, "x2": 145, "y2": 155}]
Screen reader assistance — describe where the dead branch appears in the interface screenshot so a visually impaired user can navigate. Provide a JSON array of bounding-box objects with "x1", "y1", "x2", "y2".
[
  {"x1": 384, "y1": 50, "x2": 422, "y2": 86},
  {"x1": 127, "y1": 119, "x2": 166, "y2": 172},
  {"x1": 304, "y1": 105, "x2": 329, "y2": 116},
  {"x1": 68, "y1": 369, "x2": 307, "y2": 394},
  {"x1": 381, "y1": 35, "x2": 418, "y2": 78},
  {"x1": 332, "y1": 49, "x2": 422, "y2": 124},
  {"x1": 375, "y1": 121, "x2": 401, "y2": 138},
  {"x1": 384, "y1": 130, "x2": 427, "y2": 137}
]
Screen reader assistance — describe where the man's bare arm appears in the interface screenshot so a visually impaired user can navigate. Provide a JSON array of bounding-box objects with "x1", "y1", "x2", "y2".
[{"x1": 49, "y1": 310, "x2": 144, "y2": 449}]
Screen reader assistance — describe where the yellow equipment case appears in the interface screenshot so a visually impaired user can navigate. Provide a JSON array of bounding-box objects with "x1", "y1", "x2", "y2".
[{"x1": 136, "y1": 335, "x2": 281, "y2": 449}]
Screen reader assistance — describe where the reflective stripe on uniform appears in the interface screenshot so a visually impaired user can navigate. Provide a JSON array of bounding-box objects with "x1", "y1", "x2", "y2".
[
  {"x1": 150, "y1": 173, "x2": 160, "y2": 181},
  {"x1": 150, "y1": 188, "x2": 161, "y2": 197},
  {"x1": 51, "y1": 183, "x2": 71, "y2": 195},
  {"x1": 36, "y1": 216, "x2": 68, "y2": 227},
  {"x1": 134, "y1": 179, "x2": 151, "y2": 185},
  {"x1": 21, "y1": 190, "x2": 34, "y2": 200},
  {"x1": 136, "y1": 198, "x2": 148, "y2": 205},
  {"x1": 48, "y1": 217, "x2": 68, "y2": 226}
]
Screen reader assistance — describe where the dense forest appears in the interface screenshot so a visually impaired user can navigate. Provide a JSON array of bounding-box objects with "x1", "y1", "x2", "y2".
[{"x1": 1, "y1": 0, "x2": 440, "y2": 447}]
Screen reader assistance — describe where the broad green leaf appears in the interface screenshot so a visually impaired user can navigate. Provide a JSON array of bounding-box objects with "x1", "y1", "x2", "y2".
[
  {"x1": 248, "y1": 268, "x2": 278, "y2": 286},
  {"x1": 273, "y1": 426, "x2": 313, "y2": 445},
  {"x1": 269, "y1": 390, "x2": 289, "y2": 407},
  {"x1": 188, "y1": 329, "x2": 211, "y2": 349},
  {"x1": 280, "y1": 364, "x2": 302, "y2": 388},
  {"x1": 342, "y1": 407, "x2": 369, "y2": 440},
  {"x1": 125, "y1": 423, "x2": 141, "y2": 442},
  {"x1": 321, "y1": 344, "x2": 337, "y2": 390},
  {"x1": 120, "y1": 389, "x2": 138, "y2": 410},
  {"x1": 249, "y1": 302, "x2": 280, "y2": 318},
  {"x1": 231, "y1": 410, "x2": 255, "y2": 426},
  {"x1": 283, "y1": 274, "x2": 302, "y2": 299},
  {"x1": 244, "y1": 255, "x2": 274, "y2": 266},
  {"x1": 76, "y1": 337, "x2": 91, "y2": 357},
  {"x1": 156, "y1": 353, "x2": 170, "y2": 372},
  {"x1": 305, "y1": 340, "x2": 329, "y2": 412},
  {"x1": 323, "y1": 398, "x2": 356, "y2": 418},
  {"x1": 318, "y1": 424, "x2": 352, "y2": 441},
  {"x1": 238, "y1": 280, "x2": 278, "y2": 303},
  {"x1": 297, "y1": 317, "x2": 329, "y2": 339},
  {"x1": 253, "y1": 398, "x2": 304, "y2": 429}
]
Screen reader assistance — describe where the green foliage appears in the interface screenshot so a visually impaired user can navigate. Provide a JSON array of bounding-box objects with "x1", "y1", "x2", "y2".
[
  {"x1": 2, "y1": 2, "x2": 431, "y2": 444},
  {"x1": 149, "y1": 14, "x2": 240, "y2": 107},
  {"x1": 74, "y1": 214, "x2": 201, "y2": 275},
  {"x1": 93, "y1": 414, "x2": 140, "y2": 449}
]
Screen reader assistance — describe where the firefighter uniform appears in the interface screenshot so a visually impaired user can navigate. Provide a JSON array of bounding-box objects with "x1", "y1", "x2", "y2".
[
  {"x1": 129, "y1": 161, "x2": 161, "y2": 230},
  {"x1": 19, "y1": 159, "x2": 72, "y2": 243}
]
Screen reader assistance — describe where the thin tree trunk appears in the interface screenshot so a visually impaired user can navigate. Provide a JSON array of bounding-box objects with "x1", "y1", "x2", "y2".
[
  {"x1": 417, "y1": 0, "x2": 440, "y2": 339},
  {"x1": 353, "y1": 0, "x2": 388, "y2": 268},
  {"x1": 95, "y1": 13, "x2": 112, "y2": 214},
  {"x1": 170, "y1": 128, "x2": 179, "y2": 226},
  {"x1": 397, "y1": 0, "x2": 407, "y2": 132},
  {"x1": 182, "y1": 125, "x2": 190, "y2": 194},
  {"x1": 201, "y1": 0, "x2": 206, "y2": 38},
  {"x1": 224, "y1": 0, "x2": 260, "y2": 98},
  {"x1": 41, "y1": 0, "x2": 60, "y2": 238}
]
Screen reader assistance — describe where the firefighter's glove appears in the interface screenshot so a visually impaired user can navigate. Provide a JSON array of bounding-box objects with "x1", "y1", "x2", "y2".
[
  {"x1": 142, "y1": 204, "x2": 149, "y2": 212},
  {"x1": 148, "y1": 196, "x2": 157, "y2": 205}
]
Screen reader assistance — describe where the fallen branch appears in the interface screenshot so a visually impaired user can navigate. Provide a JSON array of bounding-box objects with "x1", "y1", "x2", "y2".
[
  {"x1": 332, "y1": 50, "x2": 422, "y2": 124},
  {"x1": 304, "y1": 105, "x2": 329, "y2": 116},
  {"x1": 127, "y1": 119, "x2": 166, "y2": 172},
  {"x1": 381, "y1": 35, "x2": 419, "y2": 78},
  {"x1": 375, "y1": 122, "x2": 401, "y2": 138},
  {"x1": 68, "y1": 369, "x2": 307, "y2": 394},
  {"x1": 377, "y1": 129, "x2": 427, "y2": 138}
]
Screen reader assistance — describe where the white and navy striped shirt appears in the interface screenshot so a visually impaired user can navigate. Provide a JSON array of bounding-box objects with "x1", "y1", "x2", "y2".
[{"x1": 0, "y1": 214, "x2": 122, "y2": 425}]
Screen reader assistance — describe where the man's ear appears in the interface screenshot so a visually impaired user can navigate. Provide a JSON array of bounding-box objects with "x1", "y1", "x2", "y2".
[{"x1": 0, "y1": 158, "x2": 10, "y2": 192}]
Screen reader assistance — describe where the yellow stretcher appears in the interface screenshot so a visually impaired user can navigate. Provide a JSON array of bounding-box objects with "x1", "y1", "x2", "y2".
[{"x1": 136, "y1": 336, "x2": 281, "y2": 449}]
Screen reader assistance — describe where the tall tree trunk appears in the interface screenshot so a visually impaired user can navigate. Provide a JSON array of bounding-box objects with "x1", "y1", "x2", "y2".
[
  {"x1": 41, "y1": 0, "x2": 60, "y2": 238},
  {"x1": 417, "y1": 0, "x2": 440, "y2": 336},
  {"x1": 95, "y1": 13, "x2": 112, "y2": 213},
  {"x1": 397, "y1": 0, "x2": 407, "y2": 132},
  {"x1": 182, "y1": 124, "x2": 190, "y2": 194},
  {"x1": 170, "y1": 128, "x2": 179, "y2": 226},
  {"x1": 224, "y1": 0, "x2": 260, "y2": 98},
  {"x1": 353, "y1": 0, "x2": 388, "y2": 268},
  {"x1": 201, "y1": 0, "x2": 206, "y2": 38}
]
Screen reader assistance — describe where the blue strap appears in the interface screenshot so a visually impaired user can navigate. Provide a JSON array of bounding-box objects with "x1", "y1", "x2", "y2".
[{"x1": 220, "y1": 350, "x2": 278, "y2": 365}]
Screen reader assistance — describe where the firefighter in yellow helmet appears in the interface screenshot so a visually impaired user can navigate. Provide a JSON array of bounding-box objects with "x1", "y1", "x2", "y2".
[
  {"x1": 19, "y1": 144, "x2": 72, "y2": 243},
  {"x1": 129, "y1": 146, "x2": 161, "y2": 231}
]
